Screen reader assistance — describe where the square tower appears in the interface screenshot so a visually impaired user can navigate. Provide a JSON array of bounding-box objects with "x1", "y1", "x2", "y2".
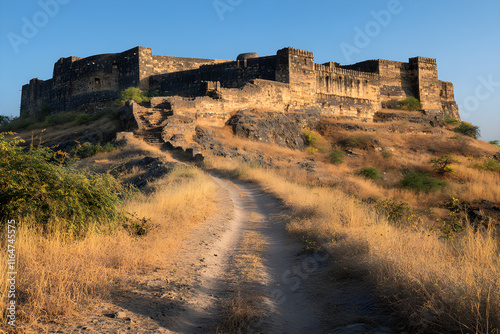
[
  {"x1": 410, "y1": 57, "x2": 441, "y2": 111},
  {"x1": 276, "y1": 47, "x2": 315, "y2": 93}
]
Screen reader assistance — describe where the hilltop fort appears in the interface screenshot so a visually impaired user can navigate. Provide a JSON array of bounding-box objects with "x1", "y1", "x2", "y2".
[
  {"x1": 20, "y1": 46, "x2": 460, "y2": 154},
  {"x1": 21, "y1": 46, "x2": 459, "y2": 120}
]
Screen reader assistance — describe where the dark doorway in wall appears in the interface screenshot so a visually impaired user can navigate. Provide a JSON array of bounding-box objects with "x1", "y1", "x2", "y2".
[{"x1": 94, "y1": 78, "x2": 101, "y2": 90}]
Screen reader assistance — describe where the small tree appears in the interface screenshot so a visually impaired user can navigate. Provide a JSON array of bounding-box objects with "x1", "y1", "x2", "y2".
[
  {"x1": 488, "y1": 140, "x2": 499, "y2": 146},
  {"x1": 303, "y1": 130, "x2": 328, "y2": 154},
  {"x1": 303, "y1": 130, "x2": 322, "y2": 147},
  {"x1": 329, "y1": 149, "x2": 344, "y2": 164},
  {"x1": 397, "y1": 97, "x2": 423, "y2": 111},
  {"x1": 454, "y1": 121, "x2": 480, "y2": 139},
  {"x1": 115, "y1": 87, "x2": 151, "y2": 107},
  {"x1": 0, "y1": 115, "x2": 12, "y2": 127},
  {"x1": 429, "y1": 153, "x2": 459, "y2": 175}
]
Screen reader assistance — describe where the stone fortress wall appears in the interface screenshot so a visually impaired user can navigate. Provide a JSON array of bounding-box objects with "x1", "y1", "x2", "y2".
[{"x1": 20, "y1": 46, "x2": 460, "y2": 122}]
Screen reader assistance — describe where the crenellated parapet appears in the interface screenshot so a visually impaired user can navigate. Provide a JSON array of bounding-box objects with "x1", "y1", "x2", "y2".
[
  {"x1": 315, "y1": 63, "x2": 380, "y2": 80},
  {"x1": 20, "y1": 46, "x2": 459, "y2": 122},
  {"x1": 409, "y1": 56, "x2": 437, "y2": 65},
  {"x1": 277, "y1": 47, "x2": 314, "y2": 58}
]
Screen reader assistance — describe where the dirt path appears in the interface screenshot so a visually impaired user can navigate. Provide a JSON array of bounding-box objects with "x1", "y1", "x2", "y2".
[
  {"x1": 166, "y1": 176, "x2": 324, "y2": 333},
  {"x1": 40, "y1": 174, "x2": 400, "y2": 333}
]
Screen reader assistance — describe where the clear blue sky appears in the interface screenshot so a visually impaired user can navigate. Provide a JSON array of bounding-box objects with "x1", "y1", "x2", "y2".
[{"x1": 1, "y1": 0, "x2": 499, "y2": 140}]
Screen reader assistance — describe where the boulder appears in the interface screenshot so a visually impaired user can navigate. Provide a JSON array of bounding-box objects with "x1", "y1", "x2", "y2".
[
  {"x1": 493, "y1": 152, "x2": 500, "y2": 162},
  {"x1": 161, "y1": 115, "x2": 195, "y2": 144},
  {"x1": 117, "y1": 104, "x2": 139, "y2": 131},
  {"x1": 226, "y1": 109, "x2": 312, "y2": 150}
]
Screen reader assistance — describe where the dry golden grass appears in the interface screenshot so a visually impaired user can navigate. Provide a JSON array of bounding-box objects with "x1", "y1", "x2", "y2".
[
  {"x1": 208, "y1": 119, "x2": 500, "y2": 332},
  {"x1": 14, "y1": 115, "x2": 123, "y2": 148},
  {"x1": 450, "y1": 163, "x2": 500, "y2": 204},
  {"x1": 207, "y1": 155, "x2": 500, "y2": 332},
  {"x1": 213, "y1": 125, "x2": 308, "y2": 161},
  {"x1": 214, "y1": 230, "x2": 267, "y2": 333},
  {"x1": 0, "y1": 139, "x2": 217, "y2": 331}
]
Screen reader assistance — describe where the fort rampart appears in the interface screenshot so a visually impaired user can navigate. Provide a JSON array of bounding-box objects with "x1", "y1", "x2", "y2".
[{"x1": 21, "y1": 46, "x2": 460, "y2": 122}]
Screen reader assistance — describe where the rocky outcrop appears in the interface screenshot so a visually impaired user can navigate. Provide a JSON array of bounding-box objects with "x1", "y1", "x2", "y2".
[
  {"x1": 226, "y1": 109, "x2": 320, "y2": 150},
  {"x1": 374, "y1": 110, "x2": 444, "y2": 127},
  {"x1": 110, "y1": 156, "x2": 178, "y2": 188},
  {"x1": 161, "y1": 115, "x2": 196, "y2": 148},
  {"x1": 116, "y1": 102, "x2": 139, "y2": 131},
  {"x1": 493, "y1": 152, "x2": 500, "y2": 162}
]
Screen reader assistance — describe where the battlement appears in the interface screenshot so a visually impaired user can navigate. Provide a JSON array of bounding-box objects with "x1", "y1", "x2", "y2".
[
  {"x1": 20, "y1": 46, "x2": 459, "y2": 121},
  {"x1": 314, "y1": 63, "x2": 380, "y2": 80},
  {"x1": 56, "y1": 56, "x2": 82, "y2": 65},
  {"x1": 277, "y1": 47, "x2": 314, "y2": 58},
  {"x1": 409, "y1": 56, "x2": 437, "y2": 65}
]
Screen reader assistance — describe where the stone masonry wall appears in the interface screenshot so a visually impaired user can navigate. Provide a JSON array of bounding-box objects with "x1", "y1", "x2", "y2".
[
  {"x1": 148, "y1": 56, "x2": 278, "y2": 96},
  {"x1": 149, "y1": 78, "x2": 379, "y2": 129},
  {"x1": 410, "y1": 57, "x2": 441, "y2": 111},
  {"x1": 341, "y1": 56, "x2": 456, "y2": 114},
  {"x1": 20, "y1": 46, "x2": 459, "y2": 123}
]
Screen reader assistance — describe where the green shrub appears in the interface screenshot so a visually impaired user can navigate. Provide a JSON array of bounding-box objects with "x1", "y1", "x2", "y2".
[
  {"x1": 306, "y1": 147, "x2": 318, "y2": 155},
  {"x1": 445, "y1": 115, "x2": 460, "y2": 125},
  {"x1": 303, "y1": 130, "x2": 322, "y2": 147},
  {"x1": 400, "y1": 172, "x2": 447, "y2": 193},
  {"x1": 382, "y1": 150, "x2": 393, "y2": 158},
  {"x1": 72, "y1": 142, "x2": 116, "y2": 159},
  {"x1": 122, "y1": 216, "x2": 152, "y2": 236},
  {"x1": 37, "y1": 102, "x2": 51, "y2": 121},
  {"x1": 329, "y1": 149, "x2": 344, "y2": 164},
  {"x1": 339, "y1": 134, "x2": 374, "y2": 150},
  {"x1": 454, "y1": 121, "x2": 480, "y2": 139},
  {"x1": 397, "y1": 97, "x2": 422, "y2": 111},
  {"x1": 0, "y1": 115, "x2": 13, "y2": 127},
  {"x1": 488, "y1": 140, "x2": 499, "y2": 146},
  {"x1": 357, "y1": 167, "x2": 381, "y2": 180},
  {"x1": 0, "y1": 116, "x2": 37, "y2": 132},
  {"x1": 298, "y1": 236, "x2": 318, "y2": 255},
  {"x1": 75, "y1": 111, "x2": 108, "y2": 125},
  {"x1": 429, "y1": 153, "x2": 459, "y2": 175},
  {"x1": 375, "y1": 198, "x2": 416, "y2": 226},
  {"x1": 472, "y1": 159, "x2": 500, "y2": 174},
  {"x1": 303, "y1": 130, "x2": 328, "y2": 154},
  {"x1": 115, "y1": 87, "x2": 152, "y2": 107},
  {"x1": 75, "y1": 113, "x2": 91, "y2": 125},
  {"x1": 44, "y1": 112, "x2": 76, "y2": 126},
  {"x1": 0, "y1": 133, "x2": 124, "y2": 234}
]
